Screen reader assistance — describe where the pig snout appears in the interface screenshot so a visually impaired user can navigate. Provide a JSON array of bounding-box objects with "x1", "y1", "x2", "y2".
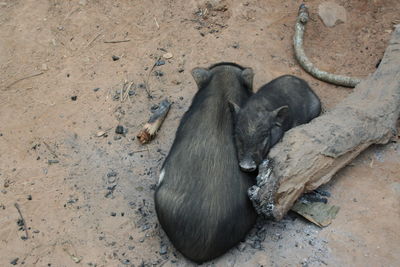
[{"x1": 239, "y1": 157, "x2": 257, "y2": 172}]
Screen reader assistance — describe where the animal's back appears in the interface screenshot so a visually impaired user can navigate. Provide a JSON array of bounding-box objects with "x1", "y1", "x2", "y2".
[
  {"x1": 155, "y1": 64, "x2": 256, "y2": 262},
  {"x1": 253, "y1": 75, "x2": 321, "y2": 127}
]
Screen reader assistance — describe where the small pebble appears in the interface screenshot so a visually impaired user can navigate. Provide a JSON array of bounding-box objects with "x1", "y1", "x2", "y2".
[
  {"x1": 159, "y1": 244, "x2": 168, "y2": 255},
  {"x1": 96, "y1": 131, "x2": 106, "y2": 137},
  {"x1": 155, "y1": 60, "x2": 165, "y2": 66},
  {"x1": 163, "y1": 52, "x2": 173, "y2": 59},
  {"x1": 121, "y1": 259, "x2": 130, "y2": 265},
  {"x1": 112, "y1": 55, "x2": 120, "y2": 61},
  {"x1": 154, "y1": 70, "x2": 164, "y2": 77},
  {"x1": 10, "y1": 258, "x2": 19, "y2": 265},
  {"x1": 232, "y1": 42, "x2": 240, "y2": 49},
  {"x1": 71, "y1": 96, "x2": 77, "y2": 101},
  {"x1": 107, "y1": 171, "x2": 117, "y2": 178},
  {"x1": 17, "y1": 219, "x2": 24, "y2": 227},
  {"x1": 27, "y1": 195, "x2": 32, "y2": 200},
  {"x1": 115, "y1": 125, "x2": 124, "y2": 134},
  {"x1": 67, "y1": 198, "x2": 77, "y2": 204}
]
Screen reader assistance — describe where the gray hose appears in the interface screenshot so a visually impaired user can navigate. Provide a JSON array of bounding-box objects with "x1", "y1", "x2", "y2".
[{"x1": 294, "y1": 4, "x2": 361, "y2": 88}]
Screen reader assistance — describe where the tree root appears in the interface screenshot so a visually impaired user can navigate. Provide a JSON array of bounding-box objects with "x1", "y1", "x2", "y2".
[{"x1": 294, "y1": 4, "x2": 361, "y2": 88}]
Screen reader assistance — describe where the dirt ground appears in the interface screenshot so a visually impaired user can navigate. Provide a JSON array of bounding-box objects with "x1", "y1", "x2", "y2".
[{"x1": 1, "y1": 0, "x2": 399, "y2": 266}]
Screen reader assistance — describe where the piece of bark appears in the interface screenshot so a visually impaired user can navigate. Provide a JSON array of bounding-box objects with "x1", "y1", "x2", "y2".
[
  {"x1": 249, "y1": 25, "x2": 400, "y2": 220},
  {"x1": 137, "y1": 99, "x2": 171, "y2": 144},
  {"x1": 291, "y1": 201, "x2": 340, "y2": 228}
]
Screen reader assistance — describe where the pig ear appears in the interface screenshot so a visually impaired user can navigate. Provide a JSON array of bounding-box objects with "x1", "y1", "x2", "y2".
[
  {"x1": 228, "y1": 101, "x2": 241, "y2": 117},
  {"x1": 272, "y1": 105, "x2": 289, "y2": 127},
  {"x1": 241, "y1": 68, "x2": 254, "y2": 89},
  {"x1": 191, "y1": 68, "x2": 210, "y2": 88}
]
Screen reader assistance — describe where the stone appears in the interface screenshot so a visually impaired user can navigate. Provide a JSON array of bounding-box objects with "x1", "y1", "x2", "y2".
[
  {"x1": 163, "y1": 52, "x2": 173, "y2": 59},
  {"x1": 318, "y1": 2, "x2": 347, "y2": 27}
]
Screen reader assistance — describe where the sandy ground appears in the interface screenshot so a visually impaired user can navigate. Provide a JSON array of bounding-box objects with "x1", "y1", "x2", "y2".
[{"x1": 1, "y1": 0, "x2": 399, "y2": 266}]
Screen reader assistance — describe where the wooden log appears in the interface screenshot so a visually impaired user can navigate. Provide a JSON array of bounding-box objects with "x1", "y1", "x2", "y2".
[
  {"x1": 137, "y1": 99, "x2": 171, "y2": 144},
  {"x1": 249, "y1": 25, "x2": 400, "y2": 220}
]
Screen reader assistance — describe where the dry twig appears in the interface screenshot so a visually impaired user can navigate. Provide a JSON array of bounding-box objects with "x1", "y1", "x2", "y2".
[
  {"x1": 103, "y1": 39, "x2": 131, "y2": 43},
  {"x1": 144, "y1": 56, "x2": 161, "y2": 99},
  {"x1": 87, "y1": 33, "x2": 102, "y2": 47},
  {"x1": 5, "y1": 72, "x2": 44, "y2": 89},
  {"x1": 154, "y1": 17, "x2": 160, "y2": 29}
]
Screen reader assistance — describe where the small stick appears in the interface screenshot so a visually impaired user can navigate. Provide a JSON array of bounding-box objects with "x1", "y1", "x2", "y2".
[
  {"x1": 137, "y1": 99, "x2": 171, "y2": 144},
  {"x1": 120, "y1": 80, "x2": 127, "y2": 103},
  {"x1": 104, "y1": 39, "x2": 131, "y2": 43},
  {"x1": 144, "y1": 57, "x2": 161, "y2": 99},
  {"x1": 293, "y1": 4, "x2": 361, "y2": 87},
  {"x1": 123, "y1": 81, "x2": 134, "y2": 102},
  {"x1": 154, "y1": 17, "x2": 160, "y2": 29},
  {"x1": 87, "y1": 33, "x2": 102, "y2": 47},
  {"x1": 129, "y1": 149, "x2": 147, "y2": 153},
  {"x1": 5, "y1": 72, "x2": 44, "y2": 89},
  {"x1": 14, "y1": 203, "x2": 29, "y2": 240}
]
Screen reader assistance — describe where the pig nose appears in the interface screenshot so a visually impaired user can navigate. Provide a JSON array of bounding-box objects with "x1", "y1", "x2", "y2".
[{"x1": 239, "y1": 160, "x2": 257, "y2": 172}]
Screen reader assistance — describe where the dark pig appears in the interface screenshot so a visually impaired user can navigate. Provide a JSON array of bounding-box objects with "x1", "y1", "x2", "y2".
[
  {"x1": 154, "y1": 63, "x2": 257, "y2": 263},
  {"x1": 231, "y1": 75, "x2": 321, "y2": 172}
]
